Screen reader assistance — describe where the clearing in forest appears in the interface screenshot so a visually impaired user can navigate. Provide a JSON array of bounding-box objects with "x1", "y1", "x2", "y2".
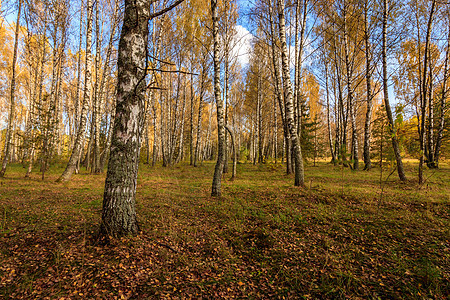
[{"x1": 0, "y1": 161, "x2": 449, "y2": 299}]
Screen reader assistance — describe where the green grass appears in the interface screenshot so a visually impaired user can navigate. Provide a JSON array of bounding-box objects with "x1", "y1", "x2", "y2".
[{"x1": 0, "y1": 160, "x2": 449, "y2": 299}]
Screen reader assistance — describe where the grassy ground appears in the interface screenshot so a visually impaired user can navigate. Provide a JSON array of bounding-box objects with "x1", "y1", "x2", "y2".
[{"x1": 0, "y1": 160, "x2": 449, "y2": 299}]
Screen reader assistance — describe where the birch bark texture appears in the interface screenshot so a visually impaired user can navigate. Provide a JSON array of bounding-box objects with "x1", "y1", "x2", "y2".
[
  {"x1": 0, "y1": 0, "x2": 21, "y2": 177},
  {"x1": 100, "y1": 0, "x2": 150, "y2": 236},
  {"x1": 276, "y1": 0, "x2": 304, "y2": 187},
  {"x1": 100, "y1": 0, "x2": 186, "y2": 237},
  {"x1": 211, "y1": 0, "x2": 225, "y2": 196},
  {"x1": 268, "y1": 2, "x2": 290, "y2": 174},
  {"x1": 419, "y1": 0, "x2": 436, "y2": 182},
  {"x1": 363, "y1": 0, "x2": 373, "y2": 171}
]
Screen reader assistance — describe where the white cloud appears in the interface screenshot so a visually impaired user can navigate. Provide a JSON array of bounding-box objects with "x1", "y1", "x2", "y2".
[{"x1": 232, "y1": 25, "x2": 253, "y2": 67}]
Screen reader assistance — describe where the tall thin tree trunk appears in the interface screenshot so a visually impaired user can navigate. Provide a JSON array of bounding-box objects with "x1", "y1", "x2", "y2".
[
  {"x1": 276, "y1": 0, "x2": 304, "y2": 187},
  {"x1": 268, "y1": 2, "x2": 289, "y2": 174},
  {"x1": 211, "y1": 0, "x2": 225, "y2": 196},
  {"x1": 176, "y1": 80, "x2": 187, "y2": 164},
  {"x1": 325, "y1": 62, "x2": 336, "y2": 164},
  {"x1": 294, "y1": 0, "x2": 307, "y2": 137},
  {"x1": 24, "y1": 39, "x2": 37, "y2": 173},
  {"x1": 426, "y1": 49, "x2": 435, "y2": 168},
  {"x1": 97, "y1": 4, "x2": 118, "y2": 167},
  {"x1": 225, "y1": 125, "x2": 236, "y2": 179},
  {"x1": 434, "y1": 19, "x2": 450, "y2": 167},
  {"x1": 28, "y1": 25, "x2": 47, "y2": 177},
  {"x1": 332, "y1": 30, "x2": 346, "y2": 163},
  {"x1": 168, "y1": 67, "x2": 179, "y2": 165},
  {"x1": 57, "y1": 0, "x2": 93, "y2": 182},
  {"x1": 382, "y1": 0, "x2": 407, "y2": 182},
  {"x1": 273, "y1": 98, "x2": 278, "y2": 164},
  {"x1": 419, "y1": 0, "x2": 436, "y2": 184},
  {"x1": 190, "y1": 71, "x2": 194, "y2": 166},
  {"x1": 74, "y1": 0, "x2": 84, "y2": 136},
  {"x1": 257, "y1": 73, "x2": 263, "y2": 163},
  {"x1": 45, "y1": 26, "x2": 59, "y2": 170},
  {"x1": 223, "y1": 34, "x2": 230, "y2": 173},
  {"x1": 55, "y1": 45, "x2": 66, "y2": 157},
  {"x1": 194, "y1": 72, "x2": 205, "y2": 167},
  {"x1": 145, "y1": 91, "x2": 152, "y2": 164},
  {"x1": 204, "y1": 104, "x2": 213, "y2": 162},
  {"x1": 363, "y1": 0, "x2": 373, "y2": 170},
  {"x1": 93, "y1": 0, "x2": 102, "y2": 173},
  {"x1": 332, "y1": 77, "x2": 340, "y2": 161},
  {"x1": 343, "y1": 1, "x2": 358, "y2": 170},
  {"x1": 26, "y1": 22, "x2": 46, "y2": 177},
  {"x1": 0, "y1": 0, "x2": 21, "y2": 177},
  {"x1": 25, "y1": 71, "x2": 36, "y2": 177},
  {"x1": 161, "y1": 86, "x2": 168, "y2": 167},
  {"x1": 100, "y1": 98, "x2": 115, "y2": 171},
  {"x1": 151, "y1": 92, "x2": 158, "y2": 166}
]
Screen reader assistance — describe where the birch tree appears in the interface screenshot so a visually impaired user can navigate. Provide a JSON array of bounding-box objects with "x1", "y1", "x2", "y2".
[
  {"x1": 0, "y1": 0, "x2": 21, "y2": 177},
  {"x1": 276, "y1": 0, "x2": 304, "y2": 187},
  {"x1": 100, "y1": 0, "x2": 185, "y2": 237},
  {"x1": 382, "y1": 0, "x2": 407, "y2": 182},
  {"x1": 57, "y1": 0, "x2": 94, "y2": 182},
  {"x1": 211, "y1": 0, "x2": 225, "y2": 196}
]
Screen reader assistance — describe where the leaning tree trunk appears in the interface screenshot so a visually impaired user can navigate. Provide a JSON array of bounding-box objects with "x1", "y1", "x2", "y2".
[
  {"x1": 57, "y1": 0, "x2": 94, "y2": 182},
  {"x1": 211, "y1": 0, "x2": 225, "y2": 196},
  {"x1": 276, "y1": 0, "x2": 304, "y2": 187},
  {"x1": 382, "y1": 0, "x2": 407, "y2": 182},
  {"x1": 0, "y1": 0, "x2": 21, "y2": 178}
]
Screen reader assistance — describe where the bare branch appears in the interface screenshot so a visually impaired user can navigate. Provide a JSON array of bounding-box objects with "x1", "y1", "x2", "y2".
[
  {"x1": 147, "y1": 68, "x2": 199, "y2": 75},
  {"x1": 149, "y1": 0, "x2": 186, "y2": 19}
]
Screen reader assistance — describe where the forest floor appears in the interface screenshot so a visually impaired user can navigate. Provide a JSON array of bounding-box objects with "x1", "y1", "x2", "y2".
[{"x1": 0, "y1": 160, "x2": 449, "y2": 299}]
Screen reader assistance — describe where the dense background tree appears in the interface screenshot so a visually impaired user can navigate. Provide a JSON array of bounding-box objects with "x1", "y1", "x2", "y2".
[
  {"x1": 0, "y1": 0, "x2": 448, "y2": 191},
  {"x1": 0, "y1": 0, "x2": 21, "y2": 177}
]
